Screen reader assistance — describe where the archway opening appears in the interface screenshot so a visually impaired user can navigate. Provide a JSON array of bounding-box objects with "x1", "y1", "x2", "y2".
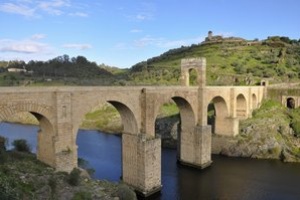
[
  {"x1": 155, "y1": 100, "x2": 180, "y2": 148},
  {"x1": 252, "y1": 94, "x2": 257, "y2": 110},
  {"x1": 154, "y1": 97, "x2": 196, "y2": 190},
  {"x1": 287, "y1": 97, "x2": 295, "y2": 109},
  {"x1": 208, "y1": 96, "x2": 228, "y2": 135},
  {"x1": 236, "y1": 94, "x2": 247, "y2": 118},
  {"x1": 0, "y1": 111, "x2": 55, "y2": 166},
  {"x1": 207, "y1": 103, "x2": 216, "y2": 133},
  {"x1": 77, "y1": 101, "x2": 138, "y2": 181},
  {"x1": 189, "y1": 68, "x2": 198, "y2": 86}
]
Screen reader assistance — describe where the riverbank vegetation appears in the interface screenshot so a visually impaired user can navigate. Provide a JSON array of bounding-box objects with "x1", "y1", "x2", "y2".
[
  {"x1": 0, "y1": 136, "x2": 136, "y2": 200},
  {"x1": 213, "y1": 100, "x2": 300, "y2": 162}
]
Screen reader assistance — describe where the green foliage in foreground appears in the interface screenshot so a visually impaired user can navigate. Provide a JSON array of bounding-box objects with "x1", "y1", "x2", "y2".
[
  {"x1": 288, "y1": 107, "x2": 300, "y2": 137},
  {"x1": 251, "y1": 100, "x2": 300, "y2": 137}
]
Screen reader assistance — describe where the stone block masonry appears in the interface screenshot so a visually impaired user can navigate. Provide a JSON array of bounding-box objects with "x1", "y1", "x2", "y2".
[
  {"x1": 122, "y1": 133, "x2": 161, "y2": 196},
  {"x1": 0, "y1": 57, "x2": 265, "y2": 196}
]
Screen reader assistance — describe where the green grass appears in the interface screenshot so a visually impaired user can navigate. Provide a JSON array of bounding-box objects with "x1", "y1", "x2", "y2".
[{"x1": 158, "y1": 103, "x2": 180, "y2": 117}]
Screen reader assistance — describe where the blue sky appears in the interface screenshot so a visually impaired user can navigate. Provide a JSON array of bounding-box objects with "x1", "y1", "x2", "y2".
[{"x1": 0, "y1": 0, "x2": 299, "y2": 68}]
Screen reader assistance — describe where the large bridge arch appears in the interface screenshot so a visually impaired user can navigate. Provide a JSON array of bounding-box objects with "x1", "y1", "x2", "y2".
[
  {"x1": 72, "y1": 95, "x2": 140, "y2": 137},
  {"x1": 0, "y1": 103, "x2": 56, "y2": 167},
  {"x1": 152, "y1": 95, "x2": 197, "y2": 133},
  {"x1": 152, "y1": 94, "x2": 197, "y2": 166},
  {"x1": 107, "y1": 100, "x2": 139, "y2": 134},
  {"x1": 208, "y1": 96, "x2": 229, "y2": 135}
]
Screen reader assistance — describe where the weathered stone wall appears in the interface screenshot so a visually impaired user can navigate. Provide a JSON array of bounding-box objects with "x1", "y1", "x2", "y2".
[
  {"x1": 267, "y1": 87, "x2": 300, "y2": 108},
  {"x1": 122, "y1": 133, "x2": 161, "y2": 195},
  {"x1": 179, "y1": 125, "x2": 212, "y2": 168},
  {"x1": 0, "y1": 74, "x2": 265, "y2": 196}
]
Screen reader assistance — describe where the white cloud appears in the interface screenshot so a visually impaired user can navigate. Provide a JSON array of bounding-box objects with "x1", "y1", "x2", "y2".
[
  {"x1": 37, "y1": 0, "x2": 70, "y2": 15},
  {"x1": 0, "y1": 39, "x2": 49, "y2": 54},
  {"x1": 62, "y1": 43, "x2": 92, "y2": 50},
  {"x1": 0, "y1": 0, "x2": 80, "y2": 17},
  {"x1": 69, "y1": 12, "x2": 88, "y2": 17},
  {"x1": 0, "y1": 34, "x2": 52, "y2": 56},
  {"x1": 0, "y1": 2, "x2": 35, "y2": 17}
]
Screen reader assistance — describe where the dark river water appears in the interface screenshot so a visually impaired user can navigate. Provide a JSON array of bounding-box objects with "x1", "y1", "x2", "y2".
[{"x1": 1, "y1": 122, "x2": 300, "y2": 200}]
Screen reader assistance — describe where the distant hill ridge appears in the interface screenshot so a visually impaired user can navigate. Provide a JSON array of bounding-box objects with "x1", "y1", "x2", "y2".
[
  {"x1": 129, "y1": 32, "x2": 300, "y2": 86},
  {"x1": 0, "y1": 32, "x2": 299, "y2": 86}
]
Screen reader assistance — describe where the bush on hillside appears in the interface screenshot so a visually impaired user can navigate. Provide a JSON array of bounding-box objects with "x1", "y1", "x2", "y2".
[
  {"x1": 0, "y1": 136, "x2": 7, "y2": 151},
  {"x1": 289, "y1": 108, "x2": 300, "y2": 137},
  {"x1": 67, "y1": 168, "x2": 81, "y2": 186},
  {"x1": 12, "y1": 139, "x2": 31, "y2": 152}
]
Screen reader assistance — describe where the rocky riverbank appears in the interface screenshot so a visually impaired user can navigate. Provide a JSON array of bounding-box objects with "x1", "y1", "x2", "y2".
[
  {"x1": 0, "y1": 149, "x2": 136, "y2": 200},
  {"x1": 155, "y1": 100, "x2": 300, "y2": 162},
  {"x1": 212, "y1": 100, "x2": 300, "y2": 162}
]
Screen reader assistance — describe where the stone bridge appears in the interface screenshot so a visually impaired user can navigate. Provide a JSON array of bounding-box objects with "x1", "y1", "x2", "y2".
[{"x1": 0, "y1": 58, "x2": 264, "y2": 196}]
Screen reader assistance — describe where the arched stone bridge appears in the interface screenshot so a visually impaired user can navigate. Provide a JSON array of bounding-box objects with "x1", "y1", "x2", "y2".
[{"x1": 0, "y1": 58, "x2": 264, "y2": 196}]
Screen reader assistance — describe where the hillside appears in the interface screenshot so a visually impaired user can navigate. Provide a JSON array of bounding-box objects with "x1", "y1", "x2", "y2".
[
  {"x1": 1, "y1": 35, "x2": 299, "y2": 87},
  {"x1": 129, "y1": 36, "x2": 300, "y2": 86}
]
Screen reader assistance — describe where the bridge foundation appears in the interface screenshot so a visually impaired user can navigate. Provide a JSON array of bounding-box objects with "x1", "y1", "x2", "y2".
[
  {"x1": 215, "y1": 117, "x2": 239, "y2": 136},
  {"x1": 122, "y1": 133, "x2": 161, "y2": 197},
  {"x1": 179, "y1": 125, "x2": 212, "y2": 169}
]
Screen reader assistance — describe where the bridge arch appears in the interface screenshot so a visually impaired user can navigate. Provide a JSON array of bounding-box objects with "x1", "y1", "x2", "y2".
[
  {"x1": 75, "y1": 97, "x2": 139, "y2": 136},
  {"x1": 154, "y1": 95, "x2": 196, "y2": 162},
  {"x1": 236, "y1": 94, "x2": 247, "y2": 118},
  {"x1": 107, "y1": 100, "x2": 139, "y2": 134},
  {"x1": 208, "y1": 96, "x2": 229, "y2": 135},
  {"x1": 154, "y1": 96, "x2": 196, "y2": 132},
  {"x1": 0, "y1": 104, "x2": 55, "y2": 167},
  {"x1": 287, "y1": 97, "x2": 296, "y2": 109}
]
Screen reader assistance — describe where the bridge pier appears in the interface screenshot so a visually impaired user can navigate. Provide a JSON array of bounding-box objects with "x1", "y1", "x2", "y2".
[
  {"x1": 215, "y1": 117, "x2": 239, "y2": 136},
  {"x1": 179, "y1": 125, "x2": 212, "y2": 169},
  {"x1": 122, "y1": 133, "x2": 162, "y2": 197},
  {"x1": 37, "y1": 130, "x2": 55, "y2": 167}
]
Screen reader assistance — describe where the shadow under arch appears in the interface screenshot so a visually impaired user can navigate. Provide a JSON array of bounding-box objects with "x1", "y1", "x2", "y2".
[
  {"x1": 107, "y1": 100, "x2": 139, "y2": 134},
  {"x1": 0, "y1": 108, "x2": 56, "y2": 167},
  {"x1": 30, "y1": 112, "x2": 56, "y2": 167},
  {"x1": 171, "y1": 96, "x2": 196, "y2": 131},
  {"x1": 208, "y1": 96, "x2": 229, "y2": 135},
  {"x1": 252, "y1": 93, "x2": 257, "y2": 110},
  {"x1": 154, "y1": 96, "x2": 196, "y2": 162}
]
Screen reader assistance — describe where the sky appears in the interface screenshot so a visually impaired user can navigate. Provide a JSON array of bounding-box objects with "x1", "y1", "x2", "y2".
[{"x1": 0, "y1": 0, "x2": 299, "y2": 68}]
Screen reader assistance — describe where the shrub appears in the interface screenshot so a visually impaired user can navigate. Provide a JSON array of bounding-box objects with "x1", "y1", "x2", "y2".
[
  {"x1": 48, "y1": 176, "x2": 57, "y2": 193},
  {"x1": 0, "y1": 136, "x2": 7, "y2": 151},
  {"x1": 72, "y1": 191, "x2": 92, "y2": 200},
  {"x1": 12, "y1": 139, "x2": 31, "y2": 152},
  {"x1": 67, "y1": 168, "x2": 81, "y2": 186},
  {"x1": 117, "y1": 184, "x2": 137, "y2": 200},
  {"x1": 0, "y1": 174, "x2": 20, "y2": 200}
]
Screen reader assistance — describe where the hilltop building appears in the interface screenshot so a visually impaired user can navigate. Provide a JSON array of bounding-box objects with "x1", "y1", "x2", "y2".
[{"x1": 203, "y1": 31, "x2": 245, "y2": 44}]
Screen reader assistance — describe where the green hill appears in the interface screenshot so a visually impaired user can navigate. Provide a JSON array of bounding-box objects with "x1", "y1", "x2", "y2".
[
  {"x1": 128, "y1": 36, "x2": 300, "y2": 86},
  {"x1": 0, "y1": 35, "x2": 299, "y2": 87}
]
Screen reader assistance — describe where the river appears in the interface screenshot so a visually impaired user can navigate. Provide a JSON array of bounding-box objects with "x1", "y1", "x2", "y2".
[{"x1": 1, "y1": 122, "x2": 300, "y2": 200}]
